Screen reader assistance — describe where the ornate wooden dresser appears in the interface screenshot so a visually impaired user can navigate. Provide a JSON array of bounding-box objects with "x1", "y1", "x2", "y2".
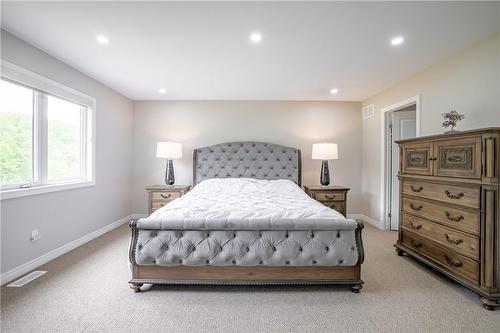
[{"x1": 394, "y1": 127, "x2": 500, "y2": 310}]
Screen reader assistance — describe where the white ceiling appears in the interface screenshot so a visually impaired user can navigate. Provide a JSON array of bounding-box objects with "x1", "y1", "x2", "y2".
[{"x1": 1, "y1": 1, "x2": 499, "y2": 101}]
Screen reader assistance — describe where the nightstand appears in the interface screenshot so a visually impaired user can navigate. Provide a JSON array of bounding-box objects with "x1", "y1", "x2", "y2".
[
  {"x1": 304, "y1": 185, "x2": 349, "y2": 217},
  {"x1": 145, "y1": 185, "x2": 190, "y2": 215}
]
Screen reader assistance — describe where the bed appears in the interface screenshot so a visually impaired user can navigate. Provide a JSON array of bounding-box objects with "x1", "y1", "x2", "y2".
[{"x1": 129, "y1": 142, "x2": 364, "y2": 292}]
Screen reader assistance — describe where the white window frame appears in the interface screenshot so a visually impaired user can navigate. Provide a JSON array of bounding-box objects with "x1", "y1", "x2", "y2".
[{"x1": 0, "y1": 60, "x2": 96, "y2": 200}]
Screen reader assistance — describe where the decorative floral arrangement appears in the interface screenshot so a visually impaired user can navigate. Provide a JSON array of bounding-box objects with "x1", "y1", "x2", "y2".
[{"x1": 442, "y1": 110, "x2": 465, "y2": 132}]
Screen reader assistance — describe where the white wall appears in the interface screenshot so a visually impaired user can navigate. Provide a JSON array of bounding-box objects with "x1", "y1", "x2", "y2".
[
  {"x1": 132, "y1": 100, "x2": 363, "y2": 214},
  {"x1": 361, "y1": 32, "x2": 500, "y2": 223},
  {"x1": 0, "y1": 30, "x2": 134, "y2": 275}
]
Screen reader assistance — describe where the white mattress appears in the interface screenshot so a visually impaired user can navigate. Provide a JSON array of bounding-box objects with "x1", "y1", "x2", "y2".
[{"x1": 137, "y1": 178, "x2": 357, "y2": 231}]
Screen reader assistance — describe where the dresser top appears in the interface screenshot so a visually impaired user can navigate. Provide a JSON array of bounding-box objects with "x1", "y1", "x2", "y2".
[
  {"x1": 303, "y1": 185, "x2": 350, "y2": 191},
  {"x1": 146, "y1": 185, "x2": 191, "y2": 191},
  {"x1": 395, "y1": 127, "x2": 500, "y2": 144}
]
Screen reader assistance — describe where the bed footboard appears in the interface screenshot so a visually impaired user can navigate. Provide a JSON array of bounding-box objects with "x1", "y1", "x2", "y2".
[{"x1": 128, "y1": 220, "x2": 365, "y2": 292}]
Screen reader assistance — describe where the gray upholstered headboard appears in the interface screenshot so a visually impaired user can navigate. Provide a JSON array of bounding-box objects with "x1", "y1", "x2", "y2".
[{"x1": 193, "y1": 142, "x2": 301, "y2": 186}]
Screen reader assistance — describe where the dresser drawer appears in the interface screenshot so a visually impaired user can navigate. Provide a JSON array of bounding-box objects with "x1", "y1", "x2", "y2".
[
  {"x1": 314, "y1": 192, "x2": 345, "y2": 202},
  {"x1": 401, "y1": 214, "x2": 479, "y2": 259},
  {"x1": 402, "y1": 231, "x2": 479, "y2": 284},
  {"x1": 151, "y1": 191, "x2": 181, "y2": 201},
  {"x1": 151, "y1": 200, "x2": 171, "y2": 211},
  {"x1": 322, "y1": 201, "x2": 345, "y2": 215},
  {"x1": 402, "y1": 197, "x2": 479, "y2": 235},
  {"x1": 402, "y1": 180, "x2": 480, "y2": 209}
]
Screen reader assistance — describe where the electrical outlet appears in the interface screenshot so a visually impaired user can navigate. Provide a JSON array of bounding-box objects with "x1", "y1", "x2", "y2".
[{"x1": 30, "y1": 229, "x2": 41, "y2": 242}]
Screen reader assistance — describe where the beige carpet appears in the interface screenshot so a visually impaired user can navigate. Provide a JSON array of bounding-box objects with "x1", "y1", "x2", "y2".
[{"x1": 1, "y1": 223, "x2": 499, "y2": 332}]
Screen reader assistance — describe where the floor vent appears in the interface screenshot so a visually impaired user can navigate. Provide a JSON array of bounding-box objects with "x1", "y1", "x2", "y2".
[{"x1": 7, "y1": 271, "x2": 47, "y2": 287}]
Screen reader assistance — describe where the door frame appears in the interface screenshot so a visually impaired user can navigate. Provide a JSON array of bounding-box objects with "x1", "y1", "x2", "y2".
[{"x1": 380, "y1": 95, "x2": 421, "y2": 230}]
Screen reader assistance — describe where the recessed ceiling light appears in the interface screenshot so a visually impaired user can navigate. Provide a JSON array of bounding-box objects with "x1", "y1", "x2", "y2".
[
  {"x1": 330, "y1": 88, "x2": 339, "y2": 94},
  {"x1": 96, "y1": 35, "x2": 109, "y2": 45},
  {"x1": 250, "y1": 32, "x2": 262, "y2": 43},
  {"x1": 391, "y1": 36, "x2": 404, "y2": 46},
  {"x1": 158, "y1": 88, "x2": 166, "y2": 94}
]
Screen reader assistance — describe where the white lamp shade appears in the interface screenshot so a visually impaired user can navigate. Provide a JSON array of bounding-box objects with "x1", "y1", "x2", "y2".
[
  {"x1": 312, "y1": 143, "x2": 338, "y2": 160},
  {"x1": 156, "y1": 142, "x2": 182, "y2": 159}
]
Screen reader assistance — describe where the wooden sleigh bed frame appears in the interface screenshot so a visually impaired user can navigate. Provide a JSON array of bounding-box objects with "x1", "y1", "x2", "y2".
[{"x1": 129, "y1": 142, "x2": 365, "y2": 292}]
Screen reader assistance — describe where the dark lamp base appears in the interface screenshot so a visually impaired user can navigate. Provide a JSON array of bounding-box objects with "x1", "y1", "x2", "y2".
[
  {"x1": 165, "y1": 160, "x2": 175, "y2": 185},
  {"x1": 320, "y1": 160, "x2": 330, "y2": 186}
]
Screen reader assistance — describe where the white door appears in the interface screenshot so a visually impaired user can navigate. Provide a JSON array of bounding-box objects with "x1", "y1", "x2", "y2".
[{"x1": 390, "y1": 109, "x2": 416, "y2": 230}]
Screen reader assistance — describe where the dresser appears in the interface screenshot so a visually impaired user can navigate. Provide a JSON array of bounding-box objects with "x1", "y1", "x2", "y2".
[
  {"x1": 304, "y1": 185, "x2": 349, "y2": 217},
  {"x1": 146, "y1": 185, "x2": 190, "y2": 215},
  {"x1": 394, "y1": 127, "x2": 500, "y2": 310}
]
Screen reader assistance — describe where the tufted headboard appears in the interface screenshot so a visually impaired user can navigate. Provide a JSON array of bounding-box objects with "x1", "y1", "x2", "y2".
[{"x1": 193, "y1": 142, "x2": 302, "y2": 186}]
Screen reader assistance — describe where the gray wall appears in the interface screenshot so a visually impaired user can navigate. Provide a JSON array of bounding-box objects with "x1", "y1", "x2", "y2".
[
  {"x1": 132, "y1": 100, "x2": 363, "y2": 214},
  {"x1": 361, "y1": 32, "x2": 500, "y2": 223},
  {"x1": 0, "y1": 31, "x2": 134, "y2": 274}
]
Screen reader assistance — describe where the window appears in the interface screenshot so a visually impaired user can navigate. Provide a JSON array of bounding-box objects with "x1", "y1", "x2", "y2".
[
  {"x1": 0, "y1": 61, "x2": 95, "y2": 199},
  {"x1": 47, "y1": 95, "x2": 86, "y2": 183},
  {"x1": 0, "y1": 80, "x2": 34, "y2": 188}
]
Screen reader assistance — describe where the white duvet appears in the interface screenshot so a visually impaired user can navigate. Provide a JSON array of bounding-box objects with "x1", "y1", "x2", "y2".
[{"x1": 137, "y1": 178, "x2": 357, "y2": 230}]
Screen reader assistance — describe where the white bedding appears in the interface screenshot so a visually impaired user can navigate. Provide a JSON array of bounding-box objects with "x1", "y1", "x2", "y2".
[{"x1": 137, "y1": 178, "x2": 357, "y2": 230}]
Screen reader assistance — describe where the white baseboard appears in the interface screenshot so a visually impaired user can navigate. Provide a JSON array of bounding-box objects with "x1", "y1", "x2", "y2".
[
  {"x1": 0, "y1": 214, "x2": 134, "y2": 286},
  {"x1": 348, "y1": 213, "x2": 385, "y2": 230}
]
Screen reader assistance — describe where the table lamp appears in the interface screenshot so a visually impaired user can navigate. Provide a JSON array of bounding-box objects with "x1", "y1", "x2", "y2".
[
  {"x1": 156, "y1": 142, "x2": 182, "y2": 185},
  {"x1": 312, "y1": 143, "x2": 338, "y2": 186}
]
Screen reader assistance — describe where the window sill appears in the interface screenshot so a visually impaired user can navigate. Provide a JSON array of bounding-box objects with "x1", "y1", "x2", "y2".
[{"x1": 0, "y1": 180, "x2": 95, "y2": 200}]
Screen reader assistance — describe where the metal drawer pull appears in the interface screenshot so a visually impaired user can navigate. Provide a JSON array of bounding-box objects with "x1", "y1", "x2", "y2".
[
  {"x1": 444, "y1": 234, "x2": 463, "y2": 245},
  {"x1": 428, "y1": 157, "x2": 437, "y2": 161},
  {"x1": 444, "y1": 190, "x2": 464, "y2": 199},
  {"x1": 445, "y1": 211, "x2": 464, "y2": 222},
  {"x1": 410, "y1": 240, "x2": 423, "y2": 248},
  {"x1": 410, "y1": 203, "x2": 423, "y2": 211},
  {"x1": 325, "y1": 194, "x2": 336, "y2": 199},
  {"x1": 444, "y1": 255, "x2": 463, "y2": 268},
  {"x1": 160, "y1": 203, "x2": 165, "y2": 207},
  {"x1": 410, "y1": 222, "x2": 422, "y2": 230},
  {"x1": 160, "y1": 193, "x2": 172, "y2": 199},
  {"x1": 410, "y1": 185, "x2": 423, "y2": 192}
]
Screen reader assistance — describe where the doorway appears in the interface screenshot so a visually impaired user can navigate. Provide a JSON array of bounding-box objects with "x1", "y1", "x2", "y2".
[
  {"x1": 386, "y1": 106, "x2": 417, "y2": 230},
  {"x1": 381, "y1": 95, "x2": 420, "y2": 231}
]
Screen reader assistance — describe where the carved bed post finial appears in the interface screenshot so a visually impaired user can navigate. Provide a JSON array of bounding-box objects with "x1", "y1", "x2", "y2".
[
  {"x1": 355, "y1": 221, "x2": 365, "y2": 265},
  {"x1": 129, "y1": 219, "x2": 139, "y2": 266}
]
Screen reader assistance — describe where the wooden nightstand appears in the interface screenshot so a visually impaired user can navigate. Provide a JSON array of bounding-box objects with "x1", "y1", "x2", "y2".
[
  {"x1": 146, "y1": 185, "x2": 190, "y2": 215},
  {"x1": 304, "y1": 185, "x2": 350, "y2": 217}
]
